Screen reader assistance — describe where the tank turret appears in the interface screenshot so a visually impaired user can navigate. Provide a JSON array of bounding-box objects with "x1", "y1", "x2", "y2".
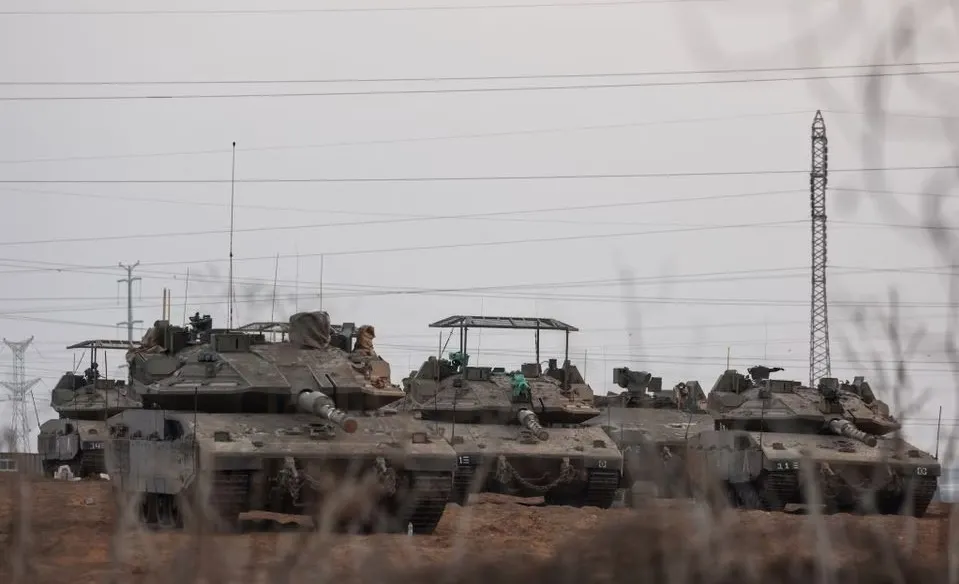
[
  {"x1": 106, "y1": 310, "x2": 457, "y2": 535},
  {"x1": 383, "y1": 315, "x2": 622, "y2": 510}
]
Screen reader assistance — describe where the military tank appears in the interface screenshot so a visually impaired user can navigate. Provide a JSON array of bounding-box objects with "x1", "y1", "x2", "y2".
[
  {"x1": 587, "y1": 367, "x2": 713, "y2": 505},
  {"x1": 383, "y1": 315, "x2": 623, "y2": 508},
  {"x1": 37, "y1": 339, "x2": 143, "y2": 477},
  {"x1": 686, "y1": 365, "x2": 940, "y2": 516},
  {"x1": 105, "y1": 310, "x2": 456, "y2": 534}
]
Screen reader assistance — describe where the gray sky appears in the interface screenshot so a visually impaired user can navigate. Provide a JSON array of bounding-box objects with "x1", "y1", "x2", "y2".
[{"x1": 0, "y1": 0, "x2": 957, "y2": 455}]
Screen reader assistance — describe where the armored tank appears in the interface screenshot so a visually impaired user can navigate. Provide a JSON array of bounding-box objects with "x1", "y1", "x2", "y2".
[
  {"x1": 383, "y1": 315, "x2": 623, "y2": 508},
  {"x1": 586, "y1": 367, "x2": 713, "y2": 505},
  {"x1": 105, "y1": 311, "x2": 456, "y2": 534},
  {"x1": 686, "y1": 366, "x2": 940, "y2": 516},
  {"x1": 37, "y1": 339, "x2": 143, "y2": 477}
]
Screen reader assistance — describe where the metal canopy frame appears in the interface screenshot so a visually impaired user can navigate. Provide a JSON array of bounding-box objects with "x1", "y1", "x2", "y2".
[
  {"x1": 65, "y1": 339, "x2": 140, "y2": 380},
  {"x1": 66, "y1": 340, "x2": 141, "y2": 351},
  {"x1": 429, "y1": 315, "x2": 578, "y2": 376},
  {"x1": 236, "y1": 321, "x2": 290, "y2": 334}
]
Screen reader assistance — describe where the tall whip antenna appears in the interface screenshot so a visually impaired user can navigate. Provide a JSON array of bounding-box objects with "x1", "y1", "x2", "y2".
[
  {"x1": 228, "y1": 140, "x2": 237, "y2": 329},
  {"x1": 181, "y1": 268, "x2": 190, "y2": 326},
  {"x1": 319, "y1": 254, "x2": 325, "y2": 311},
  {"x1": 270, "y1": 253, "x2": 280, "y2": 331}
]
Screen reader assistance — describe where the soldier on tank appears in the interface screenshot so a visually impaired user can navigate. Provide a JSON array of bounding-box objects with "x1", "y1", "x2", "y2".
[{"x1": 84, "y1": 362, "x2": 100, "y2": 384}]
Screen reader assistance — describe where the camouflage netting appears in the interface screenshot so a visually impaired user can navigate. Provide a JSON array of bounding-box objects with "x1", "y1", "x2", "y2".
[
  {"x1": 289, "y1": 311, "x2": 332, "y2": 350},
  {"x1": 127, "y1": 320, "x2": 169, "y2": 365}
]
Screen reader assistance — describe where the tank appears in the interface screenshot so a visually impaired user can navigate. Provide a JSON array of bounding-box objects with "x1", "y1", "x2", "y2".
[
  {"x1": 686, "y1": 366, "x2": 940, "y2": 516},
  {"x1": 105, "y1": 311, "x2": 456, "y2": 534},
  {"x1": 586, "y1": 367, "x2": 713, "y2": 506},
  {"x1": 37, "y1": 339, "x2": 143, "y2": 477},
  {"x1": 382, "y1": 315, "x2": 623, "y2": 508}
]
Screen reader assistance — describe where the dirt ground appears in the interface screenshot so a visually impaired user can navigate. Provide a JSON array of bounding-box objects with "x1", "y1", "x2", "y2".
[{"x1": 0, "y1": 476, "x2": 953, "y2": 584}]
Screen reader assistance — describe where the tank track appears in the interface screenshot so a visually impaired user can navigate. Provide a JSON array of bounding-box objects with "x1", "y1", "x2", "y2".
[
  {"x1": 880, "y1": 475, "x2": 938, "y2": 517},
  {"x1": 395, "y1": 471, "x2": 453, "y2": 535},
  {"x1": 80, "y1": 451, "x2": 105, "y2": 477},
  {"x1": 208, "y1": 470, "x2": 252, "y2": 529},
  {"x1": 759, "y1": 471, "x2": 800, "y2": 510},
  {"x1": 760, "y1": 470, "x2": 939, "y2": 517},
  {"x1": 581, "y1": 469, "x2": 621, "y2": 508},
  {"x1": 910, "y1": 476, "x2": 939, "y2": 516},
  {"x1": 451, "y1": 463, "x2": 476, "y2": 505}
]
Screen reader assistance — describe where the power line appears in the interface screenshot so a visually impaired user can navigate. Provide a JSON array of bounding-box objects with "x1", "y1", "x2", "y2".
[
  {"x1": 5, "y1": 60, "x2": 956, "y2": 86},
  {"x1": 0, "y1": 216, "x2": 942, "y2": 251},
  {"x1": 0, "y1": 187, "x2": 803, "y2": 247},
  {"x1": 0, "y1": 185, "x2": 806, "y2": 228},
  {"x1": 0, "y1": 0, "x2": 727, "y2": 16},
  {"x1": 0, "y1": 219, "x2": 806, "y2": 249},
  {"x1": 2, "y1": 69, "x2": 957, "y2": 101},
  {"x1": 0, "y1": 215, "x2": 955, "y2": 289},
  {"x1": 0, "y1": 109, "x2": 949, "y2": 167},
  {"x1": 1, "y1": 274, "x2": 958, "y2": 319},
  {"x1": 0, "y1": 164, "x2": 954, "y2": 184}
]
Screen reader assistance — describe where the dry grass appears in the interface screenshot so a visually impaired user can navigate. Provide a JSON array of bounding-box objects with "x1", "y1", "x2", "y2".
[{"x1": 0, "y1": 475, "x2": 952, "y2": 584}]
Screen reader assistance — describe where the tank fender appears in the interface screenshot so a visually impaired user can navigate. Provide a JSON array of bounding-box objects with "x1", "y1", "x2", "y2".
[{"x1": 46, "y1": 432, "x2": 80, "y2": 461}]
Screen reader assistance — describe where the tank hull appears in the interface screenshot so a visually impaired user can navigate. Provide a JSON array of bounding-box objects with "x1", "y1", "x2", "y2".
[
  {"x1": 588, "y1": 407, "x2": 713, "y2": 504},
  {"x1": 37, "y1": 418, "x2": 109, "y2": 477},
  {"x1": 423, "y1": 421, "x2": 622, "y2": 508},
  {"x1": 687, "y1": 430, "x2": 940, "y2": 516},
  {"x1": 105, "y1": 410, "x2": 456, "y2": 534}
]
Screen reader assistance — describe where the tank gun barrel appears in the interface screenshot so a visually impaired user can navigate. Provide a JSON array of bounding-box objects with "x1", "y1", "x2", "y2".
[
  {"x1": 517, "y1": 408, "x2": 549, "y2": 440},
  {"x1": 827, "y1": 418, "x2": 877, "y2": 447},
  {"x1": 296, "y1": 390, "x2": 358, "y2": 434}
]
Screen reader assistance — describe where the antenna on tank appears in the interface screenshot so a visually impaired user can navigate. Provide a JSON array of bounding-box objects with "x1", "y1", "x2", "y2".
[
  {"x1": 763, "y1": 319, "x2": 769, "y2": 361},
  {"x1": 294, "y1": 243, "x2": 301, "y2": 313},
  {"x1": 181, "y1": 268, "x2": 190, "y2": 326},
  {"x1": 270, "y1": 253, "x2": 280, "y2": 331},
  {"x1": 228, "y1": 140, "x2": 237, "y2": 329},
  {"x1": 319, "y1": 254, "x2": 325, "y2": 311},
  {"x1": 935, "y1": 405, "x2": 943, "y2": 459}
]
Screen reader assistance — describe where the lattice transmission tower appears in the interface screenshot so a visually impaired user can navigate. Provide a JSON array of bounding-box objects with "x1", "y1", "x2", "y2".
[
  {"x1": 0, "y1": 337, "x2": 41, "y2": 453},
  {"x1": 808, "y1": 110, "x2": 831, "y2": 387}
]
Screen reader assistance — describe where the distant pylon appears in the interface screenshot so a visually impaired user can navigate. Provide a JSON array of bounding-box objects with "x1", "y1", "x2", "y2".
[
  {"x1": 808, "y1": 110, "x2": 831, "y2": 387},
  {"x1": 117, "y1": 261, "x2": 142, "y2": 343},
  {"x1": 0, "y1": 337, "x2": 41, "y2": 453}
]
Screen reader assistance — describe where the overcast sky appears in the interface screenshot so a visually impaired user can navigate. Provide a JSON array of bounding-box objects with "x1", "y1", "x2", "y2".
[{"x1": 1, "y1": 0, "x2": 958, "y2": 456}]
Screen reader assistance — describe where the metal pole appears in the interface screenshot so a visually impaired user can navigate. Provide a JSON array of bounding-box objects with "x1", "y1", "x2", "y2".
[{"x1": 117, "y1": 261, "x2": 142, "y2": 343}]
